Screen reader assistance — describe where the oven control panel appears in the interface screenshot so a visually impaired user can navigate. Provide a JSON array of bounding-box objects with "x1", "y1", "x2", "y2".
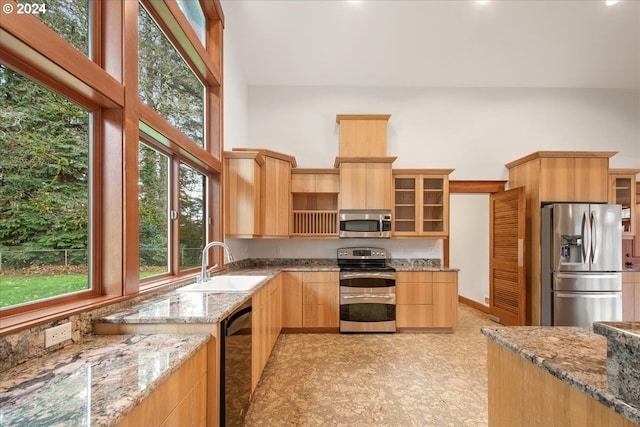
[{"x1": 337, "y1": 247, "x2": 387, "y2": 260}]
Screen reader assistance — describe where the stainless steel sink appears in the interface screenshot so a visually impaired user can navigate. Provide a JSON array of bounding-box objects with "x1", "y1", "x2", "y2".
[{"x1": 177, "y1": 275, "x2": 267, "y2": 293}]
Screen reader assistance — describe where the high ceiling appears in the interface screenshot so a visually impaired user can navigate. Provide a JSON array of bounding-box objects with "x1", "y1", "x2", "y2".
[{"x1": 221, "y1": 0, "x2": 640, "y2": 89}]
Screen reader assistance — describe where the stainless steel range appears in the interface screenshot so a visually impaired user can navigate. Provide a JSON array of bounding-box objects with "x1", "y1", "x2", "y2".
[{"x1": 337, "y1": 247, "x2": 396, "y2": 333}]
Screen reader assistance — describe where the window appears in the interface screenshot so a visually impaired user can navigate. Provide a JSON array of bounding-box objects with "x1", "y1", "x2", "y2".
[
  {"x1": 0, "y1": 65, "x2": 91, "y2": 309},
  {"x1": 1, "y1": 0, "x2": 223, "y2": 332},
  {"x1": 18, "y1": 0, "x2": 91, "y2": 57},
  {"x1": 138, "y1": 3, "x2": 205, "y2": 147},
  {"x1": 179, "y1": 164, "x2": 205, "y2": 271},
  {"x1": 176, "y1": 0, "x2": 206, "y2": 44},
  {"x1": 139, "y1": 143, "x2": 170, "y2": 280}
]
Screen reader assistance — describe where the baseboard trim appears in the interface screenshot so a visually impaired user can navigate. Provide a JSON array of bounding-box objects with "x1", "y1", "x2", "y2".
[{"x1": 458, "y1": 295, "x2": 490, "y2": 314}]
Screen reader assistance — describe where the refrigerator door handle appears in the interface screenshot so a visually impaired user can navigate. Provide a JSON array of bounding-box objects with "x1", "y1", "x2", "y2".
[
  {"x1": 591, "y1": 210, "x2": 598, "y2": 264},
  {"x1": 581, "y1": 211, "x2": 591, "y2": 264}
]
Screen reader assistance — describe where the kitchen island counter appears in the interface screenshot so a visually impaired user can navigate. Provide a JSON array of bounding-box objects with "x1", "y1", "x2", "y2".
[{"x1": 481, "y1": 325, "x2": 640, "y2": 426}]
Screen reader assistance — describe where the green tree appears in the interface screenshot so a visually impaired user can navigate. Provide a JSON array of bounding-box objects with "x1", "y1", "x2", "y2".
[{"x1": 0, "y1": 66, "x2": 89, "y2": 268}]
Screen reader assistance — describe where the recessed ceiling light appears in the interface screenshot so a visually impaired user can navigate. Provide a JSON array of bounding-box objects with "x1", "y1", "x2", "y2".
[{"x1": 605, "y1": 0, "x2": 620, "y2": 5}]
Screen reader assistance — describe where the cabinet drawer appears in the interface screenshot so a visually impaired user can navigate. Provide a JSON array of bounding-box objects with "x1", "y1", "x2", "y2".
[
  {"x1": 433, "y1": 271, "x2": 457, "y2": 283},
  {"x1": 396, "y1": 271, "x2": 433, "y2": 283},
  {"x1": 396, "y1": 282, "x2": 433, "y2": 305},
  {"x1": 303, "y1": 271, "x2": 338, "y2": 282},
  {"x1": 303, "y1": 304, "x2": 339, "y2": 328},
  {"x1": 396, "y1": 305, "x2": 433, "y2": 328}
]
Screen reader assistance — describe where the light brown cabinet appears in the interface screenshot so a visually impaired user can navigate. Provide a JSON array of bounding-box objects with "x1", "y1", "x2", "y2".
[
  {"x1": 252, "y1": 274, "x2": 282, "y2": 391},
  {"x1": 281, "y1": 271, "x2": 303, "y2": 328},
  {"x1": 506, "y1": 151, "x2": 616, "y2": 325},
  {"x1": 224, "y1": 149, "x2": 296, "y2": 238},
  {"x1": 487, "y1": 340, "x2": 634, "y2": 427},
  {"x1": 622, "y1": 271, "x2": 640, "y2": 322},
  {"x1": 337, "y1": 159, "x2": 395, "y2": 210},
  {"x1": 392, "y1": 169, "x2": 453, "y2": 237},
  {"x1": 290, "y1": 169, "x2": 339, "y2": 237},
  {"x1": 336, "y1": 114, "x2": 391, "y2": 157},
  {"x1": 396, "y1": 271, "x2": 458, "y2": 329},
  {"x1": 117, "y1": 345, "x2": 208, "y2": 427},
  {"x1": 609, "y1": 169, "x2": 639, "y2": 239},
  {"x1": 302, "y1": 271, "x2": 339, "y2": 328}
]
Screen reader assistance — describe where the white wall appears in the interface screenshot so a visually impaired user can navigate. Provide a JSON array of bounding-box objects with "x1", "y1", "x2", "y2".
[
  {"x1": 450, "y1": 194, "x2": 490, "y2": 305},
  {"x1": 242, "y1": 86, "x2": 640, "y2": 178},
  {"x1": 232, "y1": 238, "x2": 441, "y2": 260}
]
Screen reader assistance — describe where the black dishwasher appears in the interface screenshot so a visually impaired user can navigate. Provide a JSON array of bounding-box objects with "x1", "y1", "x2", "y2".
[{"x1": 220, "y1": 300, "x2": 252, "y2": 426}]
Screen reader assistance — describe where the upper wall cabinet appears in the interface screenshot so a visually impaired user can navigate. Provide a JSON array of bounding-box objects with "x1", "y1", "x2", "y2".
[
  {"x1": 336, "y1": 114, "x2": 391, "y2": 157},
  {"x1": 224, "y1": 149, "x2": 296, "y2": 238},
  {"x1": 335, "y1": 114, "x2": 395, "y2": 210},
  {"x1": 291, "y1": 169, "x2": 339, "y2": 237},
  {"x1": 392, "y1": 169, "x2": 453, "y2": 237},
  {"x1": 336, "y1": 158, "x2": 396, "y2": 210},
  {"x1": 507, "y1": 152, "x2": 613, "y2": 204},
  {"x1": 609, "y1": 169, "x2": 640, "y2": 239}
]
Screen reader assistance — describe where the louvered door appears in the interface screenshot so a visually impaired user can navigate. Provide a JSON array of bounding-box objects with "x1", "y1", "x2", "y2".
[{"x1": 489, "y1": 187, "x2": 526, "y2": 325}]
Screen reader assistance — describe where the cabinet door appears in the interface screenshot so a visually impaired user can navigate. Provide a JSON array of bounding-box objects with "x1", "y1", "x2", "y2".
[
  {"x1": 432, "y1": 272, "x2": 458, "y2": 328},
  {"x1": 302, "y1": 272, "x2": 339, "y2": 327},
  {"x1": 225, "y1": 157, "x2": 261, "y2": 236},
  {"x1": 622, "y1": 272, "x2": 640, "y2": 321},
  {"x1": 281, "y1": 272, "x2": 303, "y2": 328},
  {"x1": 262, "y1": 156, "x2": 291, "y2": 237},
  {"x1": 340, "y1": 163, "x2": 367, "y2": 209},
  {"x1": 609, "y1": 173, "x2": 637, "y2": 237},
  {"x1": 393, "y1": 176, "x2": 418, "y2": 235},
  {"x1": 267, "y1": 275, "x2": 281, "y2": 349},
  {"x1": 540, "y1": 158, "x2": 608, "y2": 203},
  {"x1": 422, "y1": 176, "x2": 448, "y2": 236},
  {"x1": 365, "y1": 163, "x2": 392, "y2": 209}
]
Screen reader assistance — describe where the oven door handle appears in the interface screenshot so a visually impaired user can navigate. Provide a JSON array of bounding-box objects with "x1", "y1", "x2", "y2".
[
  {"x1": 339, "y1": 272, "x2": 396, "y2": 280},
  {"x1": 342, "y1": 294, "x2": 395, "y2": 299}
]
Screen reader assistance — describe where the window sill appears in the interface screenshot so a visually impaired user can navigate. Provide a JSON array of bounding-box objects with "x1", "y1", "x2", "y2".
[{"x1": 0, "y1": 295, "x2": 126, "y2": 336}]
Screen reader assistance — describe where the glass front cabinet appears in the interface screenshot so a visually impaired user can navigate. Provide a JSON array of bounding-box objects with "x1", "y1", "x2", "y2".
[
  {"x1": 392, "y1": 169, "x2": 453, "y2": 237},
  {"x1": 609, "y1": 169, "x2": 639, "y2": 238}
]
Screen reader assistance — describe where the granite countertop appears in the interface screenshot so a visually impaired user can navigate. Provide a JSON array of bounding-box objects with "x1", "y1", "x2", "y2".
[
  {"x1": 0, "y1": 333, "x2": 210, "y2": 427},
  {"x1": 593, "y1": 321, "x2": 640, "y2": 409},
  {"x1": 100, "y1": 268, "x2": 280, "y2": 324},
  {"x1": 481, "y1": 326, "x2": 640, "y2": 425}
]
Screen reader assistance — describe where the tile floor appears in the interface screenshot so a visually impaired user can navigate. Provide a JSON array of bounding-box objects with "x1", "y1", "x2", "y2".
[{"x1": 245, "y1": 304, "x2": 495, "y2": 426}]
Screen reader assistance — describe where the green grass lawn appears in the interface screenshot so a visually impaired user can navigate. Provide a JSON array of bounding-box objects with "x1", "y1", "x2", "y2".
[
  {"x1": 0, "y1": 274, "x2": 89, "y2": 308},
  {"x1": 0, "y1": 269, "x2": 166, "y2": 308}
]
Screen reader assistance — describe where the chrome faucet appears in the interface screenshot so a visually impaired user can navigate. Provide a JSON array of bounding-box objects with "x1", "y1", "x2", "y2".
[{"x1": 200, "y1": 241, "x2": 234, "y2": 283}]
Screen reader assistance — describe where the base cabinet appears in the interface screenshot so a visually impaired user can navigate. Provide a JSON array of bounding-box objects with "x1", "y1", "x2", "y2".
[
  {"x1": 302, "y1": 271, "x2": 339, "y2": 328},
  {"x1": 487, "y1": 340, "x2": 636, "y2": 427},
  {"x1": 252, "y1": 274, "x2": 282, "y2": 391},
  {"x1": 396, "y1": 271, "x2": 458, "y2": 329},
  {"x1": 117, "y1": 346, "x2": 208, "y2": 427}
]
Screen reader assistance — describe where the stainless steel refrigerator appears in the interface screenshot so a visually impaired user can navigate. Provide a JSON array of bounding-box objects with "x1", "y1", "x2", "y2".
[{"x1": 541, "y1": 203, "x2": 622, "y2": 326}]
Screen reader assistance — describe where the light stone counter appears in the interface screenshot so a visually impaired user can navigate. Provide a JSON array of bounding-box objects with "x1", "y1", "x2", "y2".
[
  {"x1": 100, "y1": 269, "x2": 280, "y2": 325},
  {"x1": 481, "y1": 325, "x2": 640, "y2": 425},
  {"x1": 593, "y1": 321, "x2": 640, "y2": 409},
  {"x1": 0, "y1": 333, "x2": 209, "y2": 427}
]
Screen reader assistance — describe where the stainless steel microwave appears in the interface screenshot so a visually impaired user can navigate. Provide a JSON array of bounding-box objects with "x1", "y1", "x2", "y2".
[{"x1": 338, "y1": 209, "x2": 392, "y2": 238}]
